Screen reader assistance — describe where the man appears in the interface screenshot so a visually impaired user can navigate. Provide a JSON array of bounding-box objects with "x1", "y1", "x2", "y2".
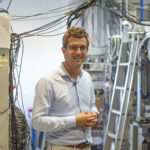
[{"x1": 32, "y1": 27, "x2": 98, "y2": 150}]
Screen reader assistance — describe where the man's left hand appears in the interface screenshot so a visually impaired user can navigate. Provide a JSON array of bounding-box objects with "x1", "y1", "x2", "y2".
[{"x1": 84, "y1": 111, "x2": 98, "y2": 127}]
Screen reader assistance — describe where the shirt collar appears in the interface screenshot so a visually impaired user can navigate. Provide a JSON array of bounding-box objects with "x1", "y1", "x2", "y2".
[{"x1": 58, "y1": 63, "x2": 83, "y2": 80}]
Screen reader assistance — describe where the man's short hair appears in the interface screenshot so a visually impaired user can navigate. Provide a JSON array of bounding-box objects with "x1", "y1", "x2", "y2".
[{"x1": 62, "y1": 27, "x2": 89, "y2": 48}]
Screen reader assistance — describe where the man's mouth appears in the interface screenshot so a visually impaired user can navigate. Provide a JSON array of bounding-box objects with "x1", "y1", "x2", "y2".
[{"x1": 73, "y1": 57, "x2": 82, "y2": 61}]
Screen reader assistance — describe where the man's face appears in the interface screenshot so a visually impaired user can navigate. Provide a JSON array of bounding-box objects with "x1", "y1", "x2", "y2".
[{"x1": 62, "y1": 37, "x2": 88, "y2": 69}]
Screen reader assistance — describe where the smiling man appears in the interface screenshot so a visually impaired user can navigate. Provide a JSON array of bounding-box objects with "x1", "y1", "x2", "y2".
[{"x1": 32, "y1": 27, "x2": 98, "y2": 150}]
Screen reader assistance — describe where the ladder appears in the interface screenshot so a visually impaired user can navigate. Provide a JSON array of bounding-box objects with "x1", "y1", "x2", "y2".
[{"x1": 103, "y1": 27, "x2": 141, "y2": 150}]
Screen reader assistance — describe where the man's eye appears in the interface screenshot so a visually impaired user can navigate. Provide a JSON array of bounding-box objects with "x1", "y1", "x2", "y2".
[
  {"x1": 71, "y1": 46, "x2": 77, "y2": 50},
  {"x1": 80, "y1": 46, "x2": 86, "y2": 50}
]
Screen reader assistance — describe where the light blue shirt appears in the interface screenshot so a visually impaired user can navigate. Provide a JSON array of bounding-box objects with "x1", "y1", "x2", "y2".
[{"x1": 32, "y1": 64, "x2": 98, "y2": 145}]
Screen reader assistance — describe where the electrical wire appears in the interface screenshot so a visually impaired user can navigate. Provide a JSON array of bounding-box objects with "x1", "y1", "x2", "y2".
[
  {"x1": 31, "y1": 13, "x2": 84, "y2": 37},
  {"x1": 10, "y1": 106, "x2": 32, "y2": 150},
  {"x1": 11, "y1": 0, "x2": 85, "y2": 21},
  {"x1": 25, "y1": 25, "x2": 67, "y2": 37},
  {"x1": 9, "y1": 0, "x2": 99, "y2": 39},
  {"x1": 0, "y1": 108, "x2": 9, "y2": 115},
  {"x1": 12, "y1": 6, "x2": 73, "y2": 21},
  {"x1": 28, "y1": 15, "x2": 68, "y2": 35},
  {"x1": 18, "y1": 15, "x2": 68, "y2": 37},
  {"x1": 16, "y1": 0, "x2": 97, "y2": 37},
  {"x1": 11, "y1": 0, "x2": 85, "y2": 16},
  {"x1": 12, "y1": 12, "x2": 66, "y2": 21},
  {"x1": 67, "y1": 0, "x2": 98, "y2": 28},
  {"x1": 9, "y1": 33, "x2": 32, "y2": 150},
  {"x1": 7, "y1": 0, "x2": 13, "y2": 11},
  {"x1": 15, "y1": 36, "x2": 25, "y2": 114}
]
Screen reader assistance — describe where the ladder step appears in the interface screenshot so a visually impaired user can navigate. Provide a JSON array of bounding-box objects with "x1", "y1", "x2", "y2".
[
  {"x1": 107, "y1": 132, "x2": 116, "y2": 139},
  {"x1": 122, "y1": 39, "x2": 132, "y2": 43},
  {"x1": 119, "y1": 63, "x2": 129, "y2": 66},
  {"x1": 115, "y1": 86, "x2": 125, "y2": 90},
  {"x1": 112, "y1": 109, "x2": 121, "y2": 115}
]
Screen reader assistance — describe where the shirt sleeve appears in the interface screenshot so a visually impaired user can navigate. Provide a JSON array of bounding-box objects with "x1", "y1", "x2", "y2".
[
  {"x1": 32, "y1": 77, "x2": 76, "y2": 132},
  {"x1": 89, "y1": 77, "x2": 99, "y2": 115}
]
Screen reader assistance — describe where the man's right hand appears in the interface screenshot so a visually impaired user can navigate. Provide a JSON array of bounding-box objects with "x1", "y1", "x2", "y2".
[{"x1": 75, "y1": 111, "x2": 98, "y2": 127}]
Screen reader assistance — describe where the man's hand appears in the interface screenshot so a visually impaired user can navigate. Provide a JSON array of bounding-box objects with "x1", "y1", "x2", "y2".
[
  {"x1": 85, "y1": 111, "x2": 98, "y2": 127},
  {"x1": 75, "y1": 111, "x2": 98, "y2": 127}
]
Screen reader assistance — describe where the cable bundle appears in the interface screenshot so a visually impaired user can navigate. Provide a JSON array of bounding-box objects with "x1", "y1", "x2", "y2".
[
  {"x1": 9, "y1": 106, "x2": 31, "y2": 150},
  {"x1": 9, "y1": 33, "x2": 31, "y2": 149}
]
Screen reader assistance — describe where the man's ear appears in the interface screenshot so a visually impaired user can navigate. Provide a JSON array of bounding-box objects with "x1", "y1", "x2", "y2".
[{"x1": 61, "y1": 47, "x2": 66, "y2": 54}]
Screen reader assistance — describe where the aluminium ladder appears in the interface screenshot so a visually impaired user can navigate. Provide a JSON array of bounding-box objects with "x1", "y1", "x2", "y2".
[{"x1": 103, "y1": 27, "x2": 141, "y2": 150}]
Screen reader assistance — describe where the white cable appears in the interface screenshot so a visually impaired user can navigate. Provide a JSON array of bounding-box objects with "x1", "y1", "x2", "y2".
[{"x1": 138, "y1": 35, "x2": 150, "y2": 63}]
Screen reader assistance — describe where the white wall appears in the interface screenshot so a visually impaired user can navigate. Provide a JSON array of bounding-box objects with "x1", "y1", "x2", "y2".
[{"x1": 17, "y1": 35, "x2": 64, "y2": 115}]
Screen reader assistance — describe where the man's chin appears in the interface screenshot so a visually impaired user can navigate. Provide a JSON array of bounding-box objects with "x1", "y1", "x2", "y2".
[
  {"x1": 75, "y1": 61, "x2": 82, "y2": 65},
  {"x1": 73, "y1": 62, "x2": 82, "y2": 68}
]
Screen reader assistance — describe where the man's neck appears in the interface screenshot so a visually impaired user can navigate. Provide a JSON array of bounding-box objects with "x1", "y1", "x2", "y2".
[{"x1": 63, "y1": 62, "x2": 80, "y2": 81}]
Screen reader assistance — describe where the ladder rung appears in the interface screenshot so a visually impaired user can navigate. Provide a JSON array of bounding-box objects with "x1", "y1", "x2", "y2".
[
  {"x1": 115, "y1": 86, "x2": 124, "y2": 90},
  {"x1": 112, "y1": 109, "x2": 121, "y2": 115},
  {"x1": 107, "y1": 132, "x2": 116, "y2": 139},
  {"x1": 122, "y1": 39, "x2": 132, "y2": 43},
  {"x1": 119, "y1": 63, "x2": 129, "y2": 66}
]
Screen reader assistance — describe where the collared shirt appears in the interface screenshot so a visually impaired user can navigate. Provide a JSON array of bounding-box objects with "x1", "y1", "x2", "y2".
[{"x1": 32, "y1": 63, "x2": 98, "y2": 145}]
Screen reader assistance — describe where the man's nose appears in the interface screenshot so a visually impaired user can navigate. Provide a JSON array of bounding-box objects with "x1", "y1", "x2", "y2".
[{"x1": 76, "y1": 48, "x2": 81, "y2": 54}]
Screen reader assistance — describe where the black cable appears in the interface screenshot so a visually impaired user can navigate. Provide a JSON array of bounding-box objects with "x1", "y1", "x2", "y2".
[
  {"x1": 28, "y1": 17, "x2": 68, "y2": 36},
  {"x1": 9, "y1": 35, "x2": 14, "y2": 104},
  {"x1": 0, "y1": 9, "x2": 8, "y2": 13},
  {"x1": 34, "y1": 24, "x2": 67, "y2": 35},
  {"x1": 9, "y1": 35, "x2": 18, "y2": 150},
  {"x1": 22, "y1": 16, "x2": 67, "y2": 38},
  {"x1": 11, "y1": 0, "x2": 98, "y2": 38},
  {"x1": 17, "y1": 15, "x2": 68, "y2": 38},
  {"x1": 12, "y1": 0, "x2": 85, "y2": 20},
  {"x1": 28, "y1": 15, "x2": 68, "y2": 35},
  {"x1": 10, "y1": 106, "x2": 31, "y2": 150},
  {"x1": 22, "y1": 31, "x2": 66, "y2": 38},
  {"x1": 72, "y1": 9, "x2": 85, "y2": 27},
  {"x1": 67, "y1": 10, "x2": 85, "y2": 28},
  {"x1": 7, "y1": 0, "x2": 13, "y2": 11},
  {"x1": 18, "y1": 15, "x2": 67, "y2": 37},
  {"x1": 0, "y1": 108, "x2": 9, "y2": 115},
  {"x1": 67, "y1": 0, "x2": 98, "y2": 28}
]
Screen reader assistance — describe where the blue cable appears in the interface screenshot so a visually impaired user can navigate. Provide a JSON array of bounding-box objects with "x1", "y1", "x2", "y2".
[
  {"x1": 140, "y1": 90, "x2": 150, "y2": 99},
  {"x1": 140, "y1": 0, "x2": 143, "y2": 22},
  {"x1": 32, "y1": 127, "x2": 35, "y2": 150}
]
